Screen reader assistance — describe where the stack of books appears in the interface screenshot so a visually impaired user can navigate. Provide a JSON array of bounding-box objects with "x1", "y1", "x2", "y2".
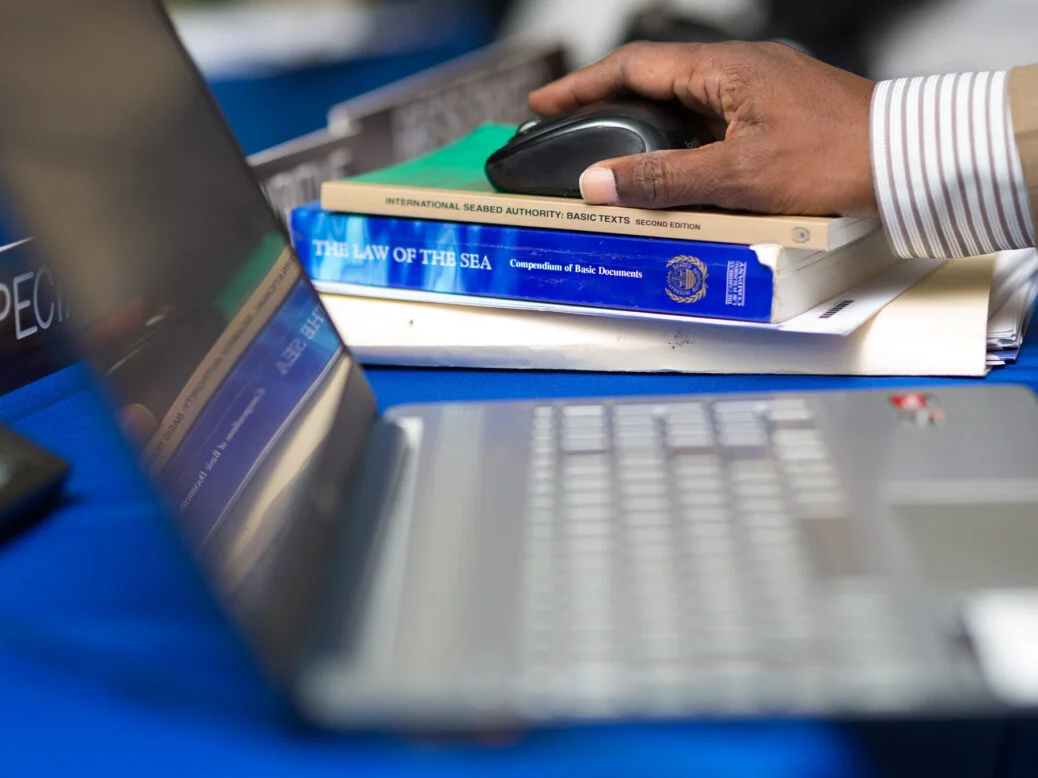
[
  {"x1": 299, "y1": 125, "x2": 892, "y2": 328},
  {"x1": 286, "y1": 123, "x2": 1037, "y2": 377}
]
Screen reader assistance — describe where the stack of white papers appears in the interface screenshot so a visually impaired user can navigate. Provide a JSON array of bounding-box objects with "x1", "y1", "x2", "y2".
[
  {"x1": 987, "y1": 249, "x2": 1038, "y2": 367},
  {"x1": 321, "y1": 254, "x2": 998, "y2": 377}
]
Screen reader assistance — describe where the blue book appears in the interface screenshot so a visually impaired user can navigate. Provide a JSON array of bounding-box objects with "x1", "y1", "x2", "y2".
[{"x1": 291, "y1": 202, "x2": 894, "y2": 324}]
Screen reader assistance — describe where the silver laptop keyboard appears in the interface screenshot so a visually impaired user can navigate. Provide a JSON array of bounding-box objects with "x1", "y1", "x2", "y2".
[{"x1": 518, "y1": 398, "x2": 919, "y2": 711}]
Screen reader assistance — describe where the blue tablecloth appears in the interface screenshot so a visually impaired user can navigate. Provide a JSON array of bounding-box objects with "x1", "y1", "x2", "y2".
[{"x1": 1, "y1": 320, "x2": 1036, "y2": 776}]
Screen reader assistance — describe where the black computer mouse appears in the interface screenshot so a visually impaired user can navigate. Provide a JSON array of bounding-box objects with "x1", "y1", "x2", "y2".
[{"x1": 485, "y1": 100, "x2": 702, "y2": 197}]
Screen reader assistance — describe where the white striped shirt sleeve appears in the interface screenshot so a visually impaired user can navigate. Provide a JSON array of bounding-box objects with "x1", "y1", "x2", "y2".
[{"x1": 871, "y1": 72, "x2": 1036, "y2": 259}]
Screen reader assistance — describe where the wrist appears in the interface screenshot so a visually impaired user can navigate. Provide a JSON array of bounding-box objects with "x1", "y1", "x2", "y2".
[{"x1": 870, "y1": 71, "x2": 1033, "y2": 259}]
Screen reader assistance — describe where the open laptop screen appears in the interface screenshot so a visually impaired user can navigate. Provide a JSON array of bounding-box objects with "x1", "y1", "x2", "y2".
[{"x1": 0, "y1": 0, "x2": 377, "y2": 683}]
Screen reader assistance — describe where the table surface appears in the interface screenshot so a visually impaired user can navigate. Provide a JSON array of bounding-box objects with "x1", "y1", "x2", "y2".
[{"x1": 1, "y1": 321, "x2": 1037, "y2": 776}]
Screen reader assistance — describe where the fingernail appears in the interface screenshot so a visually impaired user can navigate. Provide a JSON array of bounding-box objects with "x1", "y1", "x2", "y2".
[{"x1": 579, "y1": 166, "x2": 617, "y2": 204}]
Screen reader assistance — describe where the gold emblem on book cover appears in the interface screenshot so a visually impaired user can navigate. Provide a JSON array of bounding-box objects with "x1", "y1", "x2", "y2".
[{"x1": 665, "y1": 255, "x2": 708, "y2": 303}]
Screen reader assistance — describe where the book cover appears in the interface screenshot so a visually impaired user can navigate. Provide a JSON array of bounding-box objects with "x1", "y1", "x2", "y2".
[
  {"x1": 292, "y1": 202, "x2": 788, "y2": 322},
  {"x1": 320, "y1": 124, "x2": 880, "y2": 251}
]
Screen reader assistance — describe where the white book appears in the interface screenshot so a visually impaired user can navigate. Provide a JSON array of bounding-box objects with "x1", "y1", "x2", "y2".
[{"x1": 321, "y1": 254, "x2": 996, "y2": 378}]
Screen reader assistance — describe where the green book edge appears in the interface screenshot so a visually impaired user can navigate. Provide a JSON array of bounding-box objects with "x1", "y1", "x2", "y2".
[{"x1": 347, "y1": 124, "x2": 516, "y2": 192}]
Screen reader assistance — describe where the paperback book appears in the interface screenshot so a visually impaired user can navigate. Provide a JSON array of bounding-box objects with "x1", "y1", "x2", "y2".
[
  {"x1": 314, "y1": 254, "x2": 989, "y2": 376},
  {"x1": 320, "y1": 124, "x2": 880, "y2": 251},
  {"x1": 292, "y1": 201, "x2": 898, "y2": 324}
]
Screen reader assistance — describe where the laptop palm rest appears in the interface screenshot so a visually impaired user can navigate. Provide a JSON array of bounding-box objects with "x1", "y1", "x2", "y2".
[
  {"x1": 893, "y1": 499, "x2": 1038, "y2": 594},
  {"x1": 891, "y1": 496, "x2": 1038, "y2": 706}
]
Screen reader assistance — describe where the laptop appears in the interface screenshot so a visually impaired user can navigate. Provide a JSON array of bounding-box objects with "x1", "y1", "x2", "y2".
[{"x1": 3, "y1": 0, "x2": 1038, "y2": 730}]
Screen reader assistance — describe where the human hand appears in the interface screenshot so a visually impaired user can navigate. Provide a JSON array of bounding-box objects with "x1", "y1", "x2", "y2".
[
  {"x1": 82, "y1": 298, "x2": 162, "y2": 444},
  {"x1": 528, "y1": 41, "x2": 878, "y2": 217}
]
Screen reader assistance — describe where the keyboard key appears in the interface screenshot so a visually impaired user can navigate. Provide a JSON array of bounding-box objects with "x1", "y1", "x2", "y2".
[
  {"x1": 619, "y1": 480, "x2": 667, "y2": 496},
  {"x1": 565, "y1": 543, "x2": 613, "y2": 562},
  {"x1": 562, "y1": 437, "x2": 608, "y2": 454},
  {"x1": 664, "y1": 401, "x2": 707, "y2": 416},
  {"x1": 720, "y1": 437, "x2": 769, "y2": 449},
  {"x1": 666, "y1": 417, "x2": 711, "y2": 430},
  {"x1": 729, "y1": 466, "x2": 778, "y2": 481},
  {"x1": 563, "y1": 492, "x2": 612, "y2": 509},
  {"x1": 681, "y1": 507, "x2": 728, "y2": 524},
  {"x1": 733, "y1": 481, "x2": 782, "y2": 497},
  {"x1": 674, "y1": 466, "x2": 724, "y2": 482},
  {"x1": 714, "y1": 400, "x2": 763, "y2": 413},
  {"x1": 563, "y1": 404, "x2": 606, "y2": 417},
  {"x1": 618, "y1": 469, "x2": 666, "y2": 484},
  {"x1": 737, "y1": 497, "x2": 786, "y2": 514},
  {"x1": 767, "y1": 407, "x2": 816, "y2": 423},
  {"x1": 626, "y1": 523, "x2": 672, "y2": 544},
  {"x1": 614, "y1": 403, "x2": 663, "y2": 416},
  {"x1": 528, "y1": 464, "x2": 556, "y2": 481},
  {"x1": 564, "y1": 523, "x2": 614, "y2": 539},
  {"x1": 612, "y1": 417, "x2": 657, "y2": 431},
  {"x1": 565, "y1": 503, "x2": 612, "y2": 520},
  {"x1": 568, "y1": 478, "x2": 611, "y2": 495},
  {"x1": 615, "y1": 434, "x2": 659, "y2": 451},
  {"x1": 621, "y1": 495, "x2": 670, "y2": 513},
  {"x1": 563, "y1": 455, "x2": 610, "y2": 472},
  {"x1": 668, "y1": 433, "x2": 716, "y2": 449},
  {"x1": 676, "y1": 489, "x2": 726, "y2": 505}
]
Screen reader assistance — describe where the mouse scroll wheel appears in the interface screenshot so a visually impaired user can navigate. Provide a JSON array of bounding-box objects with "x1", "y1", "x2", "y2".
[{"x1": 516, "y1": 119, "x2": 540, "y2": 135}]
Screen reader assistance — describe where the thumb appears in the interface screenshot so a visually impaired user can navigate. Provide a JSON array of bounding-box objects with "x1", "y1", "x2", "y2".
[{"x1": 578, "y1": 144, "x2": 739, "y2": 210}]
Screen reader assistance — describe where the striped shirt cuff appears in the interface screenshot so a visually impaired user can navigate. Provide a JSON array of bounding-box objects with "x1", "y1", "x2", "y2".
[{"x1": 871, "y1": 72, "x2": 1037, "y2": 259}]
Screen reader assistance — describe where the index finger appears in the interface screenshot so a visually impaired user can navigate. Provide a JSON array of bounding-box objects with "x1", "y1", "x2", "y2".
[{"x1": 528, "y1": 41, "x2": 723, "y2": 117}]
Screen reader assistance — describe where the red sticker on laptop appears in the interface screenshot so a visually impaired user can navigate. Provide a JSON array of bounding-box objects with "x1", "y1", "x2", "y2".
[
  {"x1": 889, "y1": 392, "x2": 930, "y2": 411},
  {"x1": 890, "y1": 392, "x2": 946, "y2": 427}
]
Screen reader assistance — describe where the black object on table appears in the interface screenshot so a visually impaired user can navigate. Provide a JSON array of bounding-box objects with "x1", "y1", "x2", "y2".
[{"x1": 0, "y1": 421, "x2": 67, "y2": 543}]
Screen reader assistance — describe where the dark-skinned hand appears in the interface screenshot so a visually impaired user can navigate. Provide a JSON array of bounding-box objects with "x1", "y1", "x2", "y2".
[{"x1": 528, "y1": 41, "x2": 879, "y2": 217}]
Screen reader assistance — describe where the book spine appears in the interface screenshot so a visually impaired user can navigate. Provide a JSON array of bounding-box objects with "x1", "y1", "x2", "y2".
[
  {"x1": 291, "y1": 205, "x2": 777, "y2": 322},
  {"x1": 321, "y1": 181, "x2": 877, "y2": 251}
]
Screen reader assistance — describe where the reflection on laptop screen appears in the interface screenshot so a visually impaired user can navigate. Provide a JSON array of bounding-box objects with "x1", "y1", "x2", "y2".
[{"x1": 0, "y1": 0, "x2": 376, "y2": 681}]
